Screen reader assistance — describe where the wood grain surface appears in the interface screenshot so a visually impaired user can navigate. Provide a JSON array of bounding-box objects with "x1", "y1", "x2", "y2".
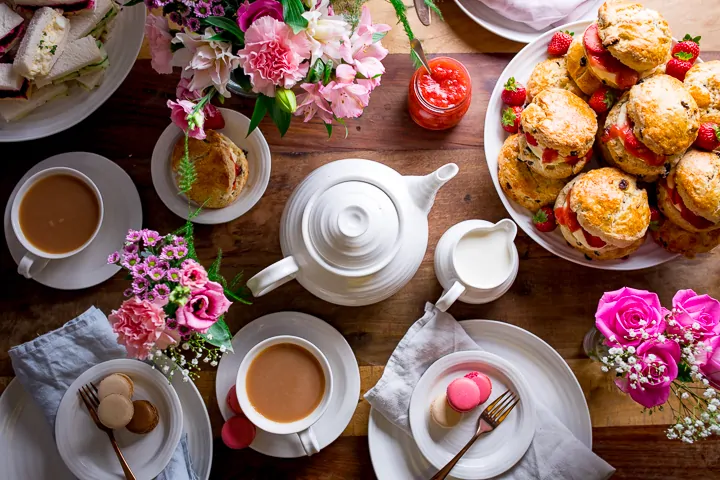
[{"x1": 3, "y1": 1, "x2": 720, "y2": 479}]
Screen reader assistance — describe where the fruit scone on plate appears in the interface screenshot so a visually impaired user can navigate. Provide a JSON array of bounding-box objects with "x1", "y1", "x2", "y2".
[
  {"x1": 554, "y1": 167, "x2": 650, "y2": 260},
  {"x1": 652, "y1": 216, "x2": 720, "y2": 258},
  {"x1": 658, "y1": 149, "x2": 720, "y2": 233},
  {"x1": 519, "y1": 88, "x2": 597, "y2": 179},
  {"x1": 684, "y1": 61, "x2": 720, "y2": 124},
  {"x1": 526, "y1": 57, "x2": 585, "y2": 101},
  {"x1": 569, "y1": 2, "x2": 672, "y2": 91},
  {"x1": 598, "y1": 74, "x2": 699, "y2": 182},
  {"x1": 498, "y1": 134, "x2": 566, "y2": 211}
]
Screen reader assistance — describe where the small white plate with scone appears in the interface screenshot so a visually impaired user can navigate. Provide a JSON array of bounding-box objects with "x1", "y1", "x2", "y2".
[
  {"x1": 54, "y1": 359, "x2": 183, "y2": 480},
  {"x1": 151, "y1": 107, "x2": 271, "y2": 225}
]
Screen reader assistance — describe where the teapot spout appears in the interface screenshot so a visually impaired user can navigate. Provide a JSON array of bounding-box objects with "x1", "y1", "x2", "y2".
[{"x1": 406, "y1": 163, "x2": 459, "y2": 214}]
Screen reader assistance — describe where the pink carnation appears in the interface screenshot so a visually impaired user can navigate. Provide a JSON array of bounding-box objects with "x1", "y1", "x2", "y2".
[
  {"x1": 179, "y1": 259, "x2": 209, "y2": 289},
  {"x1": 109, "y1": 297, "x2": 179, "y2": 359},
  {"x1": 145, "y1": 14, "x2": 174, "y2": 74},
  {"x1": 237, "y1": 16, "x2": 310, "y2": 97},
  {"x1": 175, "y1": 281, "x2": 232, "y2": 333}
]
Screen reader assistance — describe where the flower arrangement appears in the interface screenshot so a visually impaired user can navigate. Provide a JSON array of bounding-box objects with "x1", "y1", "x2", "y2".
[
  {"x1": 590, "y1": 287, "x2": 720, "y2": 443},
  {"x1": 107, "y1": 220, "x2": 248, "y2": 381}
]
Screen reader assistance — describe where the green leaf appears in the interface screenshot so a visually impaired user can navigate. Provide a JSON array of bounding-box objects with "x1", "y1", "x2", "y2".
[
  {"x1": 229, "y1": 271, "x2": 244, "y2": 289},
  {"x1": 207, "y1": 32, "x2": 234, "y2": 42},
  {"x1": 201, "y1": 318, "x2": 234, "y2": 352},
  {"x1": 371, "y1": 32, "x2": 387, "y2": 43},
  {"x1": 267, "y1": 95, "x2": 292, "y2": 137},
  {"x1": 324, "y1": 123, "x2": 332, "y2": 138},
  {"x1": 247, "y1": 96, "x2": 268, "y2": 136},
  {"x1": 423, "y1": 0, "x2": 443, "y2": 21},
  {"x1": 225, "y1": 289, "x2": 252, "y2": 304},
  {"x1": 307, "y1": 59, "x2": 325, "y2": 83},
  {"x1": 177, "y1": 135, "x2": 198, "y2": 195},
  {"x1": 323, "y1": 60, "x2": 332, "y2": 85},
  {"x1": 280, "y1": 0, "x2": 308, "y2": 34},
  {"x1": 203, "y1": 16, "x2": 244, "y2": 44},
  {"x1": 677, "y1": 362, "x2": 693, "y2": 383},
  {"x1": 124, "y1": 0, "x2": 143, "y2": 5},
  {"x1": 207, "y1": 249, "x2": 223, "y2": 282}
]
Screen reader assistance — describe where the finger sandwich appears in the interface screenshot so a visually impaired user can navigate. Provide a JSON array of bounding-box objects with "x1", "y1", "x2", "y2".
[{"x1": 13, "y1": 7, "x2": 69, "y2": 79}]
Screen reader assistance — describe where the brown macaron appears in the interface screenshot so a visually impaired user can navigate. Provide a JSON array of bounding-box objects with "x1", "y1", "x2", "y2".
[{"x1": 126, "y1": 400, "x2": 159, "y2": 435}]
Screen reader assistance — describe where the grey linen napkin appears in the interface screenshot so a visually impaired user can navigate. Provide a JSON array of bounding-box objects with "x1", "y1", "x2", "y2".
[
  {"x1": 364, "y1": 303, "x2": 615, "y2": 480},
  {"x1": 9, "y1": 306, "x2": 198, "y2": 480}
]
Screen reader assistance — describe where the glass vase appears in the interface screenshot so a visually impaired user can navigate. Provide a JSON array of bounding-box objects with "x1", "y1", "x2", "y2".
[
  {"x1": 583, "y1": 326, "x2": 609, "y2": 362},
  {"x1": 227, "y1": 70, "x2": 258, "y2": 99}
]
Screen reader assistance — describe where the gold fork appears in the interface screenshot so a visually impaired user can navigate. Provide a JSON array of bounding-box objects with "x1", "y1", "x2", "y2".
[
  {"x1": 78, "y1": 383, "x2": 137, "y2": 480},
  {"x1": 430, "y1": 390, "x2": 520, "y2": 480}
]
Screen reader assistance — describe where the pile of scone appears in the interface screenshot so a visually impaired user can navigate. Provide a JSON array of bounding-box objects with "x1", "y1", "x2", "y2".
[{"x1": 499, "y1": 0, "x2": 720, "y2": 260}]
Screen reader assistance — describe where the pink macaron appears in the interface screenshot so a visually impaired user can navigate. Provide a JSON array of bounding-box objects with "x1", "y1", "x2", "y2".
[
  {"x1": 446, "y1": 377, "x2": 481, "y2": 412},
  {"x1": 221, "y1": 416, "x2": 256, "y2": 450},
  {"x1": 465, "y1": 371, "x2": 493, "y2": 404}
]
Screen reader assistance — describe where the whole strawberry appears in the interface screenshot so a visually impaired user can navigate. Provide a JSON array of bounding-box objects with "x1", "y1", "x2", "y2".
[
  {"x1": 588, "y1": 87, "x2": 616, "y2": 115},
  {"x1": 547, "y1": 31, "x2": 574, "y2": 56},
  {"x1": 501, "y1": 77, "x2": 526, "y2": 106},
  {"x1": 694, "y1": 123, "x2": 720, "y2": 151},
  {"x1": 672, "y1": 34, "x2": 701, "y2": 63},
  {"x1": 649, "y1": 206, "x2": 662, "y2": 231},
  {"x1": 666, "y1": 57, "x2": 693, "y2": 81},
  {"x1": 501, "y1": 106, "x2": 523, "y2": 134},
  {"x1": 533, "y1": 206, "x2": 557, "y2": 233}
]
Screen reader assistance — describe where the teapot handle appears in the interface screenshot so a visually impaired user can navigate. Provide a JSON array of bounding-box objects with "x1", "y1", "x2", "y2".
[{"x1": 247, "y1": 256, "x2": 300, "y2": 297}]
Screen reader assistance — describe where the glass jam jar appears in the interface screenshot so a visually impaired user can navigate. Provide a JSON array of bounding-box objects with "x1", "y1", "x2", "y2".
[{"x1": 408, "y1": 57, "x2": 472, "y2": 130}]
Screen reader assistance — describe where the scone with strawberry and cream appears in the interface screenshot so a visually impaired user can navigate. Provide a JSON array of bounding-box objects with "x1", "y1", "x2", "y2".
[
  {"x1": 658, "y1": 149, "x2": 720, "y2": 233},
  {"x1": 598, "y1": 75, "x2": 699, "y2": 181},
  {"x1": 554, "y1": 168, "x2": 650, "y2": 260},
  {"x1": 519, "y1": 88, "x2": 597, "y2": 179}
]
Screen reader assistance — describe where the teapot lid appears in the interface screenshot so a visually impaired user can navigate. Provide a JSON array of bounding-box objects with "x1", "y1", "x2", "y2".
[{"x1": 302, "y1": 181, "x2": 400, "y2": 277}]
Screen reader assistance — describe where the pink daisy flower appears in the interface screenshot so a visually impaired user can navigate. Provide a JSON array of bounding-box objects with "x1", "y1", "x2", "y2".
[
  {"x1": 142, "y1": 230, "x2": 161, "y2": 247},
  {"x1": 132, "y1": 277, "x2": 149, "y2": 294},
  {"x1": 126, "y1": 230, "x2": 142, "y2": 243},
  {"x1": 148, "y1": 267, "x2": 166, "y2": 281},
  {"x1": 161, "y1": 246, "x2": 177, "y2": 260},
  {"x1": 107, "y1": 252, "x2": 120, "y2": 264},
  {"x1": 167, "y1": 268, "x2": 182, "y2": 282},
  {"x1": 154, "y1": 284, "x2": 171, "y2": 299}
]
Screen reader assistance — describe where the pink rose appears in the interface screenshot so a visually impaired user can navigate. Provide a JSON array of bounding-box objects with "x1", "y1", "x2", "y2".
[
  {"x1": 237, "y1": 0, "x2": 283, "y2": 32},
  {"x1": 109, "y1": 297, "x2": 179, "y2": 359},
  {"x1": 595, "y1": 287, "x2": 666, "y2": 347},
  {"x1": 175, "y1": 281, "x2": 231, "y2": 333},
  {"x1": 145, "y1": 14, "x2": 174, "y2": 75},
  {"x1": 616, "y1": 339, "x2": 680, "y2": 408},
  {"x1": 696, "y1": 335, "x2": 720, "y2": 389},
  {"x1": 179, "y1": 259, "x2": 209, "y2": 289},
  {"x1": 167, "y1": 99, "x2": 206, "y2": 139},
  {"x1": 237, "y1": 16, "x2": 310, "y2": 97},
  {"x1": 668, "y1": 289, "x2": 720, "y2": 340}
]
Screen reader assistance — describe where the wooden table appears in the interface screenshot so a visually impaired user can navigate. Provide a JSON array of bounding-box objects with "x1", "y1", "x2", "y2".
[{"x1": 2, "y1": 0, "x2": 720, "y2": 478}]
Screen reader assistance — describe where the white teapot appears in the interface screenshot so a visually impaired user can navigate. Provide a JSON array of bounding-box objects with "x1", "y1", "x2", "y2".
[{"x1": 247, "y1": 159, "x2": 459, "y2": 306}]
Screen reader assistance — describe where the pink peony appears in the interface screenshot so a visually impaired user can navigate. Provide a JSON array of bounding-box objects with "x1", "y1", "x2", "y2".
[
  {"x1": 179, "y1": 259, "x2": 209, "y2": 289},
  {"x1": 175, "y1": 281, "x2": 231, "y2": 333},
  {"x1": 668, "y1": 289, "x2": 720, "y2": 340},
  {"x1": 109, "y1": 297, "x2": 179, "y2": 359},
  {"x1": 615, "y1": 339, "x2": 680, "y2": 408},
  {"x1": 167, "y1": 99, "x2": 206, "y2": 139},
  {"x1": 696, "y1": 335, "x2": 720, "y2": 389},
  {"x1": 595, "y1": 287, "x2": 666, "y2": 347},
  {"x1": 295, "y1": 82, "x2": 334, "y2": 124},
  {"x1": 237, "y1": 0, "x2": 283, "y2": 32},
  {"x1": 237, "y1": 16, "x2": 311, "y2": 97},
  {"x1": 145, "y1": 14, "x2": 174, "y2": 74},
  {"x1": 320, "y1": 64, "x2": 370, "y2": 119}
]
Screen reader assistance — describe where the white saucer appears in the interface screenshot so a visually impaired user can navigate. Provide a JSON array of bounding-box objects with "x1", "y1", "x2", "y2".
[
  {"x1": 215, "y1": 311, "x2": 361, "y2": 458},
  {"x1": 409, "y1": 351, "x2": 534, "y2": 479},
  {"x1": 151, "y1": 107, "x2": 271, "y2": 225},
  {"x1": 368, "y1": 320, "x2": 592, "y2": 480},
  {"x1": 453, "y1": 0, "x2": 601, "y2": 43},
  {"x1": 3, "y1": 152, "x2": 142, "y2": 290},
  {"x1": 0, "y1": 372, "x2": 213, "y2": 480},
  {"x1": 55, "y1": 360, "x2": 183, "y2": 480}
]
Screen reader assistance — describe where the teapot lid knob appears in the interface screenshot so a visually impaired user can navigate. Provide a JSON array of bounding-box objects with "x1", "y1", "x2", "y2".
[{"x1": 303, "y1": 181, "x2": 400, "y2": 276}]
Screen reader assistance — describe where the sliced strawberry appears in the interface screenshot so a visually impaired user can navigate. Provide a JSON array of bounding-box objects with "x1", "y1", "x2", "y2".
[
  {"x1": 525, "y1": 132, "x2": 538, "y2": 146},
  {"x1": 583, "y1": 230, "x2": 607, "y2": 248},
  {"x1": 542, "y1": 148, "x2": 559, "y2": 163},
  {"x1": 583, "y1": 24, "x2": 605, "y2": 55}
]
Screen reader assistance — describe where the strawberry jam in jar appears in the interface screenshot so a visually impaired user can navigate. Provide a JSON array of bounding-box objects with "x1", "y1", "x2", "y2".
[{"x1": 408, "y1": 57, "x2": 472, "y2": 130}]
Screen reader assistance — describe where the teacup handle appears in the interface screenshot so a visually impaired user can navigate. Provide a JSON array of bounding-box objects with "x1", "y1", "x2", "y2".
[
  {"x1": 297, "y1": 426, "x2": 320, "y2": 456},
  {"x1": 18, "y1": 252, "x2": 49, "y2": 279},
  {"x1": 247, "y1": 256, "x2": 300, "y2": 297},
  {"x1": 436, "y1": 281, "x2": 466, "y2": 312}
]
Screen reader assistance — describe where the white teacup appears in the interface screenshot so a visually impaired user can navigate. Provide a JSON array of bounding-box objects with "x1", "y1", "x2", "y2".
[
  {"x1": 10, "y1": 167, "x2": 104, "y2": 279},
  {"x1": 435, "y1": 219, "x2": 519, "y2": 310},
  {"x1": 236, "y1": 335, "x2": 333, "y2": 456}
]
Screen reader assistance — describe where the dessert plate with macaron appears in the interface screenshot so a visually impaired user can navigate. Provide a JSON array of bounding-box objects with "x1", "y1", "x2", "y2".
[
  {"x1": 409, "y1": 351, "x2": 534, "y2": 479},
  {"x1": 152, "y1": 107, "x2": 271, "y2": 224},
  {"x1": 54, "y1": 359, "x2": 183, "y2": 480}
]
